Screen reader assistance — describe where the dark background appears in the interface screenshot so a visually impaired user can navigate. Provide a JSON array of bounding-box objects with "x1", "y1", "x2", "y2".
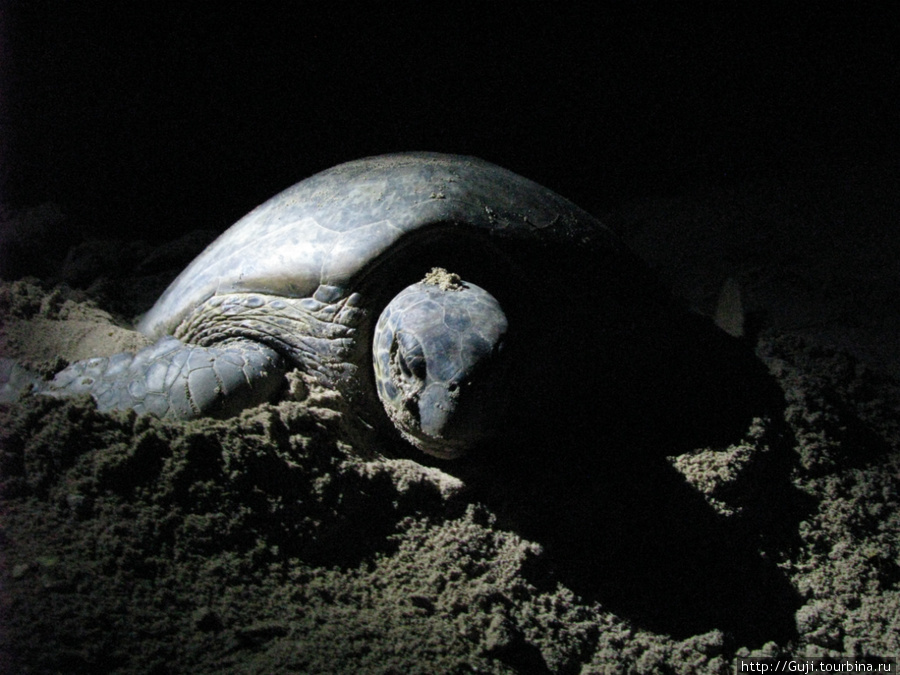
[{"x1": 1, "y1": 4, "x2": 896, "y2": 242}]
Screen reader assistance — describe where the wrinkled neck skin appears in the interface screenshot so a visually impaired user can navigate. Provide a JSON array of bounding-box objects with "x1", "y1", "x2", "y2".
[{"x1": 175, "y1": 287, "x2": 361, "y2": 384}]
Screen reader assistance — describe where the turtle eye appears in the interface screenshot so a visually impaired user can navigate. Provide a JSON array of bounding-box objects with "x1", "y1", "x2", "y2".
[{"x1": 396, "y1": 332, "x2": 427, "y2": 381}]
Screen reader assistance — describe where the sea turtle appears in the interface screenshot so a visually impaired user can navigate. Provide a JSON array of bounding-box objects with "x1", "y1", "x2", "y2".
[{"x1": 2, "y1": 152, "x2": 631, "y2": 458}]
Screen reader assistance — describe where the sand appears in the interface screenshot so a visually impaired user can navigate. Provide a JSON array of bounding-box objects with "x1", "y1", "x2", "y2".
[{"x1": 1, "y1": 170, "x2": 899, "y2": 674}]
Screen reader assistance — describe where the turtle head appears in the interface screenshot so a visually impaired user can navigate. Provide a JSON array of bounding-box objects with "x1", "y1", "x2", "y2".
[{"x1": 372, "y1": 269, "x2": 509, "y2": 459}]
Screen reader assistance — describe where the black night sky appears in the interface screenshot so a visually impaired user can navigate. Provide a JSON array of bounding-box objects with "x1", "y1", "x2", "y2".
[{"x1": 2, "y1": 4, "x2": 896, "y2": 243}]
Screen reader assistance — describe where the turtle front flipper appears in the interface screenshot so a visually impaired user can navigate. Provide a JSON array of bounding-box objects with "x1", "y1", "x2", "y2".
[{"x1": 33, "y1": 336, "x2": 285, "y2": 418}]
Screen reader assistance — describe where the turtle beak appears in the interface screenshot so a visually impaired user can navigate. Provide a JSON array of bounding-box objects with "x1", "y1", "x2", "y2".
[
  {"x1": 415, "y1": 357, "x2": 509, "y2": 458},
  {"x1": 417, "y1": 382, "x2": 459, "y2": 441}
]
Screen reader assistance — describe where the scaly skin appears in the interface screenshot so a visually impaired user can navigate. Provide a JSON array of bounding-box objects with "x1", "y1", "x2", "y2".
[{"x1": 44, "y1": 336, "x2": 285, "y2": 418}]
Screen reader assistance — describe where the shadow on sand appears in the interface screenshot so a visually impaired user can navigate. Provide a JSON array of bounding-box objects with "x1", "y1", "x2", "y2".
[{"x1": 453, "y1": 305, "x2": 811, "y2": 649}]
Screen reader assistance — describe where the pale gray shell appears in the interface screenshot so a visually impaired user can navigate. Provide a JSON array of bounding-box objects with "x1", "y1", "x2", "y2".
[{"x1": 137, "y1": 152, "x2": 617, "y2": 338}]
